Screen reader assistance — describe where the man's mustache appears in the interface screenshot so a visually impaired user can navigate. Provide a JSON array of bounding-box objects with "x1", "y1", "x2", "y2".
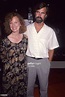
[
  {"x1": 35, "y1": 16, "x2": 43, "y2": 23},
  {"x1": 36, "y1": 17, "x2": 42, "y2": 20}
]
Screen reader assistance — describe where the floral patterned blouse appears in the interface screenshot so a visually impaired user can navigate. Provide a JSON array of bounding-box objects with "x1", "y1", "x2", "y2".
[{"x1": 0, "y1": 34, "x2": 28, "y2": 97}]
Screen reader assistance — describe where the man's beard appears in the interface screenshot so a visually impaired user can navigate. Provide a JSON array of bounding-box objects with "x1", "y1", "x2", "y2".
[{"x1": 35, "y1": 17, "x2": 43, "y2": 23}]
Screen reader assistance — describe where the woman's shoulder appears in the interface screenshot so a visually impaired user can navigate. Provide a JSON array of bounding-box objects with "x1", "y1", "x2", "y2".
[
  {"x1": 23, "y1": 34, "x2": 28, "y2": 39},
  {"x1": 23, "y1": 34, "x2": 28, "y2": 44},
  {"x1": 0, "y1": 37, "x2": 9, "y2": 46}
]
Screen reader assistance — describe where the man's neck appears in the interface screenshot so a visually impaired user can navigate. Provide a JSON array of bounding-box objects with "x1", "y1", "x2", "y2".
[{"x1": 34, "y1": 22, "x2": 44, "y2": 32}]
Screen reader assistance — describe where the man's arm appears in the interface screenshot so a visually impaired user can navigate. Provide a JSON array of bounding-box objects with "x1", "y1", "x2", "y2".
[{"x1": 48, "y1": 49, "x2": 54, "y2": 61}]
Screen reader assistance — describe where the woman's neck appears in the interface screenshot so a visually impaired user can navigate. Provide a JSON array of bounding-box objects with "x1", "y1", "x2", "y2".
[{"x1": 7, "y1": 33, "x2": 23, "y2": 43}]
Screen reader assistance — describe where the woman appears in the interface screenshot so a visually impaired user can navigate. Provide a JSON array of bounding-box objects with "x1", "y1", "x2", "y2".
[{"x1": 0, "y1": 12, "x2": 28, "y2": 97}]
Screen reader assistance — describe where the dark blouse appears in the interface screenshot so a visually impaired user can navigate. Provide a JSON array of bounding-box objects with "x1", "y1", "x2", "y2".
[{"x1": 0, "y1": 35, "x2": 28, "y2": 97}]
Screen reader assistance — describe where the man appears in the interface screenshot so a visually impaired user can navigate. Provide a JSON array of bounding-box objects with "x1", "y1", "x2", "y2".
[{"x1": 25, "y1": 2, "x2": 59, "y2": 97}]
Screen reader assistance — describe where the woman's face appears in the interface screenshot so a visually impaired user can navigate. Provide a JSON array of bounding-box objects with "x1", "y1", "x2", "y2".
[{"x1": 9, "y1": 16, "x2": 21, "y2": 33}]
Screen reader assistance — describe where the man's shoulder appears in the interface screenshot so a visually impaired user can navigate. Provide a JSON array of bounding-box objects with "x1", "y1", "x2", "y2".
[
  {"x1": 44, "y1": 24, "x2": 55, "y2": 32},
  {"x1": 44, "y1": 24, "x2": 53, "y2": 29},
  {"x1": 27, "y1": 23, "x2": 34, "y2": 28}
]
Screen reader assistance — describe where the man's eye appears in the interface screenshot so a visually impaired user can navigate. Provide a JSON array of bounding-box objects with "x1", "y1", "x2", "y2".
[
  {"x1": 42, "y1": 12, "x2": 45, "y2": 14},
  {"x1": 36, "y1": 11, "x2": 39, "y2": 13},
  {"x1": 36, "y1": 11, "x2": 45, "y2": 15}
]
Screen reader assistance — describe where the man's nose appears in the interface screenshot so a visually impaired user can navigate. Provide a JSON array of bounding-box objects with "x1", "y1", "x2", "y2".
[{"x1": 38, "y1": 12, "x2": 42, "y2": 16}]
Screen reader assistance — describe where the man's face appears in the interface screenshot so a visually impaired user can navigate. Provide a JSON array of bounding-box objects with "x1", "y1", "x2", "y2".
[{"x1": 35, "y1": 7, "x2": 47, "y2": 23}]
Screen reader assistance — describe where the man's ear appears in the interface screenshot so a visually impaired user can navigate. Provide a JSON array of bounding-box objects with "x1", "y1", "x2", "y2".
[{"x1": 45, "y1": 15, "x2": 47, "y2": 18}]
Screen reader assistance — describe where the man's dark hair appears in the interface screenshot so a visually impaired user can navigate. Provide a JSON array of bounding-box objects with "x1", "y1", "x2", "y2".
[{"x1": 34, "y1": 2, "x2": 49, "y2": 15}]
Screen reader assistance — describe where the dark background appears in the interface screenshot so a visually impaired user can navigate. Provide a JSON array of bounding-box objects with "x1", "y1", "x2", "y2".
[{"x1": 0, "y1": 0, "x2": 65, "y2": 61}]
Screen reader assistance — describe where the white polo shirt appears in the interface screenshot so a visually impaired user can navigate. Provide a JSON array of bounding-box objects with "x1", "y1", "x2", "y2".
[{"x1": 25, "y1": 23, "x2": 59, "y2": 58}]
